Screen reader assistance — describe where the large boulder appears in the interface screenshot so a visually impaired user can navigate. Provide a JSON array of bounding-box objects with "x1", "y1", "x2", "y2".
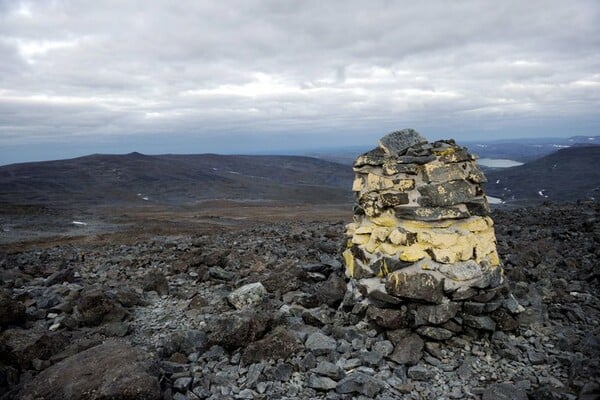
[
  {"x1": 0, "y1": 290, "x2": 26, "y2": 328},
  {"x1": 206, "y1": 309, "x2": 272, "y2": 349},
  {"x1": 17, "y1": 341, "x2": 160, "y2": 400}
]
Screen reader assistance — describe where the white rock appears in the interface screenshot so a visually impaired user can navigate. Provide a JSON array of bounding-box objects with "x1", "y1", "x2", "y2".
[{"x1": 227, "y1": 282, "x2": 267, "y2": 310}]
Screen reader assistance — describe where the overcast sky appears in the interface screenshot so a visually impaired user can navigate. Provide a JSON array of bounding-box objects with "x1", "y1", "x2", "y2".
[{"x1": 0, "y1": 0, "x2": 599, "y2": 164}]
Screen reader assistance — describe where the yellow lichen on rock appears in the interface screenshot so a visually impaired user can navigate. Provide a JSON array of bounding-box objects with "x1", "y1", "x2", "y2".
[
  {"x1": 354, "y1": 225, "x2": 374, "y2": 235},
  {"x1": 388, "y1": 229, "x2": 408, "y2": 245},
  {"x1": 365, "y1": 235, "x2": 380, "y2": 253},
  {"x1": 366, "y1": 173, "x2": 395, "y2": 191},
  {"x1": 352, "y1": 176, "x2": 364, "y2": 192},
  {"x1": 372, "y1": 227, "x2": 391, "y2": 241},
  {"x1": 417, "y1": 230, "x2": 459, "y2": 248},
  {"x1": 399, "y1": 245, "x2": 428, "y2": 262},
  {"x1": 352, "y1": 234, "x2": 370, "y2": 245},
  {"x1": 395, "y1": 179, "x2": 415, "y2": 191},
  {"x1": 455, "y1": 216, "x2": 490, "y2": 232},
  {"x1": 343, "y1": 249, "x2": 355, "y2": 277},
  {"x1": 370, "y1": 212, "x2": 398, "y2": 227},
  {"x1": 379, "y1": 242, "x2": 402, "y2": 256}
]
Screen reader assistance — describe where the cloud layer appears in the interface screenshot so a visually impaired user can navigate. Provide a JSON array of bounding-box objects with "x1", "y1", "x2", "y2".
[{"x1": 0, "y1": 0, "x2": 599, "y2": 162}]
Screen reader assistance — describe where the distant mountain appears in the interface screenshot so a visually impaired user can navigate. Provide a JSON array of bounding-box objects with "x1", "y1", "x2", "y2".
[
  {"x1": 305, "y1": 136, "x2": 600, "y2": 165},
  {"x1": 464, "y1": 135, "x2": 599, "y2": 163},
  {"x1": 484, "y1": 146, "x2": 600, "y2": 202},
  {"x1": 0, "y1": 153, "x2": 354, "y2": 206}
]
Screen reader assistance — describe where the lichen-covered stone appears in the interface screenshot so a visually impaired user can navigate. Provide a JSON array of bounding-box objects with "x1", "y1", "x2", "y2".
[
  {"x1": 422, "y1": 162, "x2": 468, "y2": 183},
  {"x1": 418, "y1": 181, "x2": 478, "y2": 207},
  {"x1": 385, "y1": 270, "x2": 446, "y2": 304},
  {"x1": 395, "y1": 205, "x2": 471, "y2": 221},
  {"x1": 414, "y1": 302, "x2": 460, "y2": 326}
]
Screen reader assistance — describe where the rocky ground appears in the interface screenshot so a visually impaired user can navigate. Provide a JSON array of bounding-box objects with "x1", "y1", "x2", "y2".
[{"x1": 0, "y1": 202, "x2": 598, "y2": 399}]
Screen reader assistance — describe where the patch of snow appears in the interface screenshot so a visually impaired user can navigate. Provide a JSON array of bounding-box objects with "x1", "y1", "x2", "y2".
[
  {"x1": 487, "y1": 196, "x2": 504, "y2": 204},
  {"x1": 137, "y1": 193, "x2": 142, "y2": 196},
  {"x1": 495, "y1": 179, "x2": 500, "y2": 184},
  {"x1": 142, "y1": 197, "x2": 149, "y2": 201},
  {"x1": 227, "y1": 171, "x2": 240, "y2": 175},
  {"x1": 212, "y1": 167, "x2": 218, "y2": 171},
  {"x1": 589, "y1": 137, "x2": 595, "y2": 140},
  {"x1": 72, "y1": 221, "x2": 87, "y2": 226},
  {"x1": 552, "y1": 144, "x2": 570, "y2": 148},
  {"x1": 478, "y1": 158, "x2": 523, "y2": 168}
]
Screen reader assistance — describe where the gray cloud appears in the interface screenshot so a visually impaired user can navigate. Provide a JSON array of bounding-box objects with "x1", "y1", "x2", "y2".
[{"x1": 0, "y1": 0, "x2": 599, "y2": 163}]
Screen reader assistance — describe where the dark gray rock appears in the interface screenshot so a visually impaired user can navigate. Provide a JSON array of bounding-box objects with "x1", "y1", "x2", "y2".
[
  {"x1": 101, "y1": 321, "x2": 130, "y2": 337},
  {"x1": 313, "y1": 273, "x2": 347, "y2": 308},
  {"x1": 245, "y1": 362, "x2": 265, "y2": 388},
  {"x1": 396, "y1": 155, "x2": 437, "y2": 164},
  {"x1": 302, "y1": 307, "x2": 334, "y2": 327},
  {"x1": 308, "y1": 374, "x2": 337, "y2": 391},
  {"x1": 0, "y1": 290, "x2": 26, "y2": 327},
  {"x1": 389, "y1": 334, "x2": 424, "y2": 365},
  {"x1": 336, "y1": 372, "x2": 382, "y2": 397},
  {"x1": 166, "y1": 329, "x2": 209, "y2": 357},
  {"x1": 380, "y1": 192, "x2": 410, "y2": 207},
  {"x1": 490, "y1": 308, "x2": 519, "y2": 331},
  {"x1": 466, "y1": 198, "x2": 491, "y2": 216},
  {"x1": 207, "y1": 309, "x2": 272, "y2": 349},
  {"x1": 208, "y1": 266, "x2": 234, "y2": 281},
  {"x1": 378, "y1": 129, "x2": 427, "y2": 156},
  {"x1": 385, "y1": 271, "x2": 446, "y2": 304},
  {"x1": 359, "y1": 350, "x2": 383, "y2": 366},
  {"x1": 382, "y1": 160, "x2": 419, "y2": 175},
  {"x1": 366, "y1": 305, "x2": 411, "y2": 329},
  {"x1": 0, "y1": 329, "x2": 71, "y2": 370},
  {"x1": 241, "y1": 326, "x2": 303, "y2": 364},
  {"x1": 141, "y1": 270, "x2": 169, "y2": 295},
  {"x1": 354, "y1": 148, "x2": 386, "y2": 167},
  {"x1": 74, "y1": 288, "x2": 127, "y2": 326},
  {"x1": 394, "y1": 205, "x2": 471, "y2": 221},
  {"x1": 265, "y1": 362, "x2": 293, "y2": 381},
  {"x1": 482, "y1": 382, "x2": 527, "y2": 400},
  {"x1": 16, "y1": 341, "x2": 160, "y2": 400},
  {"x1": 44, "y1": 268, "x2": 76, "y2": 286},
  {"x1": 311, "y1": 361, "x2": 345, "y2": 380},
  {"x1": 371, "y1": 340, "x2": 394, "y2": 357},
  {"x1": 407, "y1": 364, "x2": 431, "y2": 380},
  {"x1": 415, "y1": 326, "x2": 454, "y2": 340},
  {"x1": 527, "y1": 350, "x2": 547, "y2": 365},
  {"x1": 463, "y1": 315, "x2": 496, "y2": 331},
  {"x1": 305, "y1": 332, "x2": 337, "y2": 355},
  {"x1": 173, "y1": 376, "x2": 193, "y2": 392},
  {"x1": 414, "y1": 302, "x2": 459, "y2": 325}
]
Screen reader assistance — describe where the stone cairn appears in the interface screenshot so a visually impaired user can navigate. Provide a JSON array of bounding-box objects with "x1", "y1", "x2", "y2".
[{"x1": 343, "y1": 129, "x2": 520, "y2": 339}]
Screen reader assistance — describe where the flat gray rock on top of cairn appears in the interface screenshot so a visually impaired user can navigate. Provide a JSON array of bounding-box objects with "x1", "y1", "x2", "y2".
[{"x1": 378, "y1": 128, "x2": 427, "y2": 156}]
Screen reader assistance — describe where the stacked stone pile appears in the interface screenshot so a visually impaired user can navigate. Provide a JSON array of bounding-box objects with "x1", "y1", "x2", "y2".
[{"x1": 344, "y1": 129, "x2": 517, "y2": 337}]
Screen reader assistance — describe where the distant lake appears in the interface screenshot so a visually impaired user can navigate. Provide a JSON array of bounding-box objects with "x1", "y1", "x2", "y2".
[{"x1": 477, "y1": 158, "x2": 523, "y2": 168}]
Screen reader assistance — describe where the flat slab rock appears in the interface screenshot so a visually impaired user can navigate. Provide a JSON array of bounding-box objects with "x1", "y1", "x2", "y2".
[
  {"x1": 378, "y1": 129, "x2": 427, "y2": 156},
  {"x1": 17, "y1": 340, "x2": 160, "y2": 400}
]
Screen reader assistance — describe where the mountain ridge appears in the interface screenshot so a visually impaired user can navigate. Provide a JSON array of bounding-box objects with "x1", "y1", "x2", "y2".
[
  {"x1": 0, "y1": 153, "x2": 354, "y2": 206},
  {"x1": 484, "y1": 145, "x2": 600, "y2": 202}
]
